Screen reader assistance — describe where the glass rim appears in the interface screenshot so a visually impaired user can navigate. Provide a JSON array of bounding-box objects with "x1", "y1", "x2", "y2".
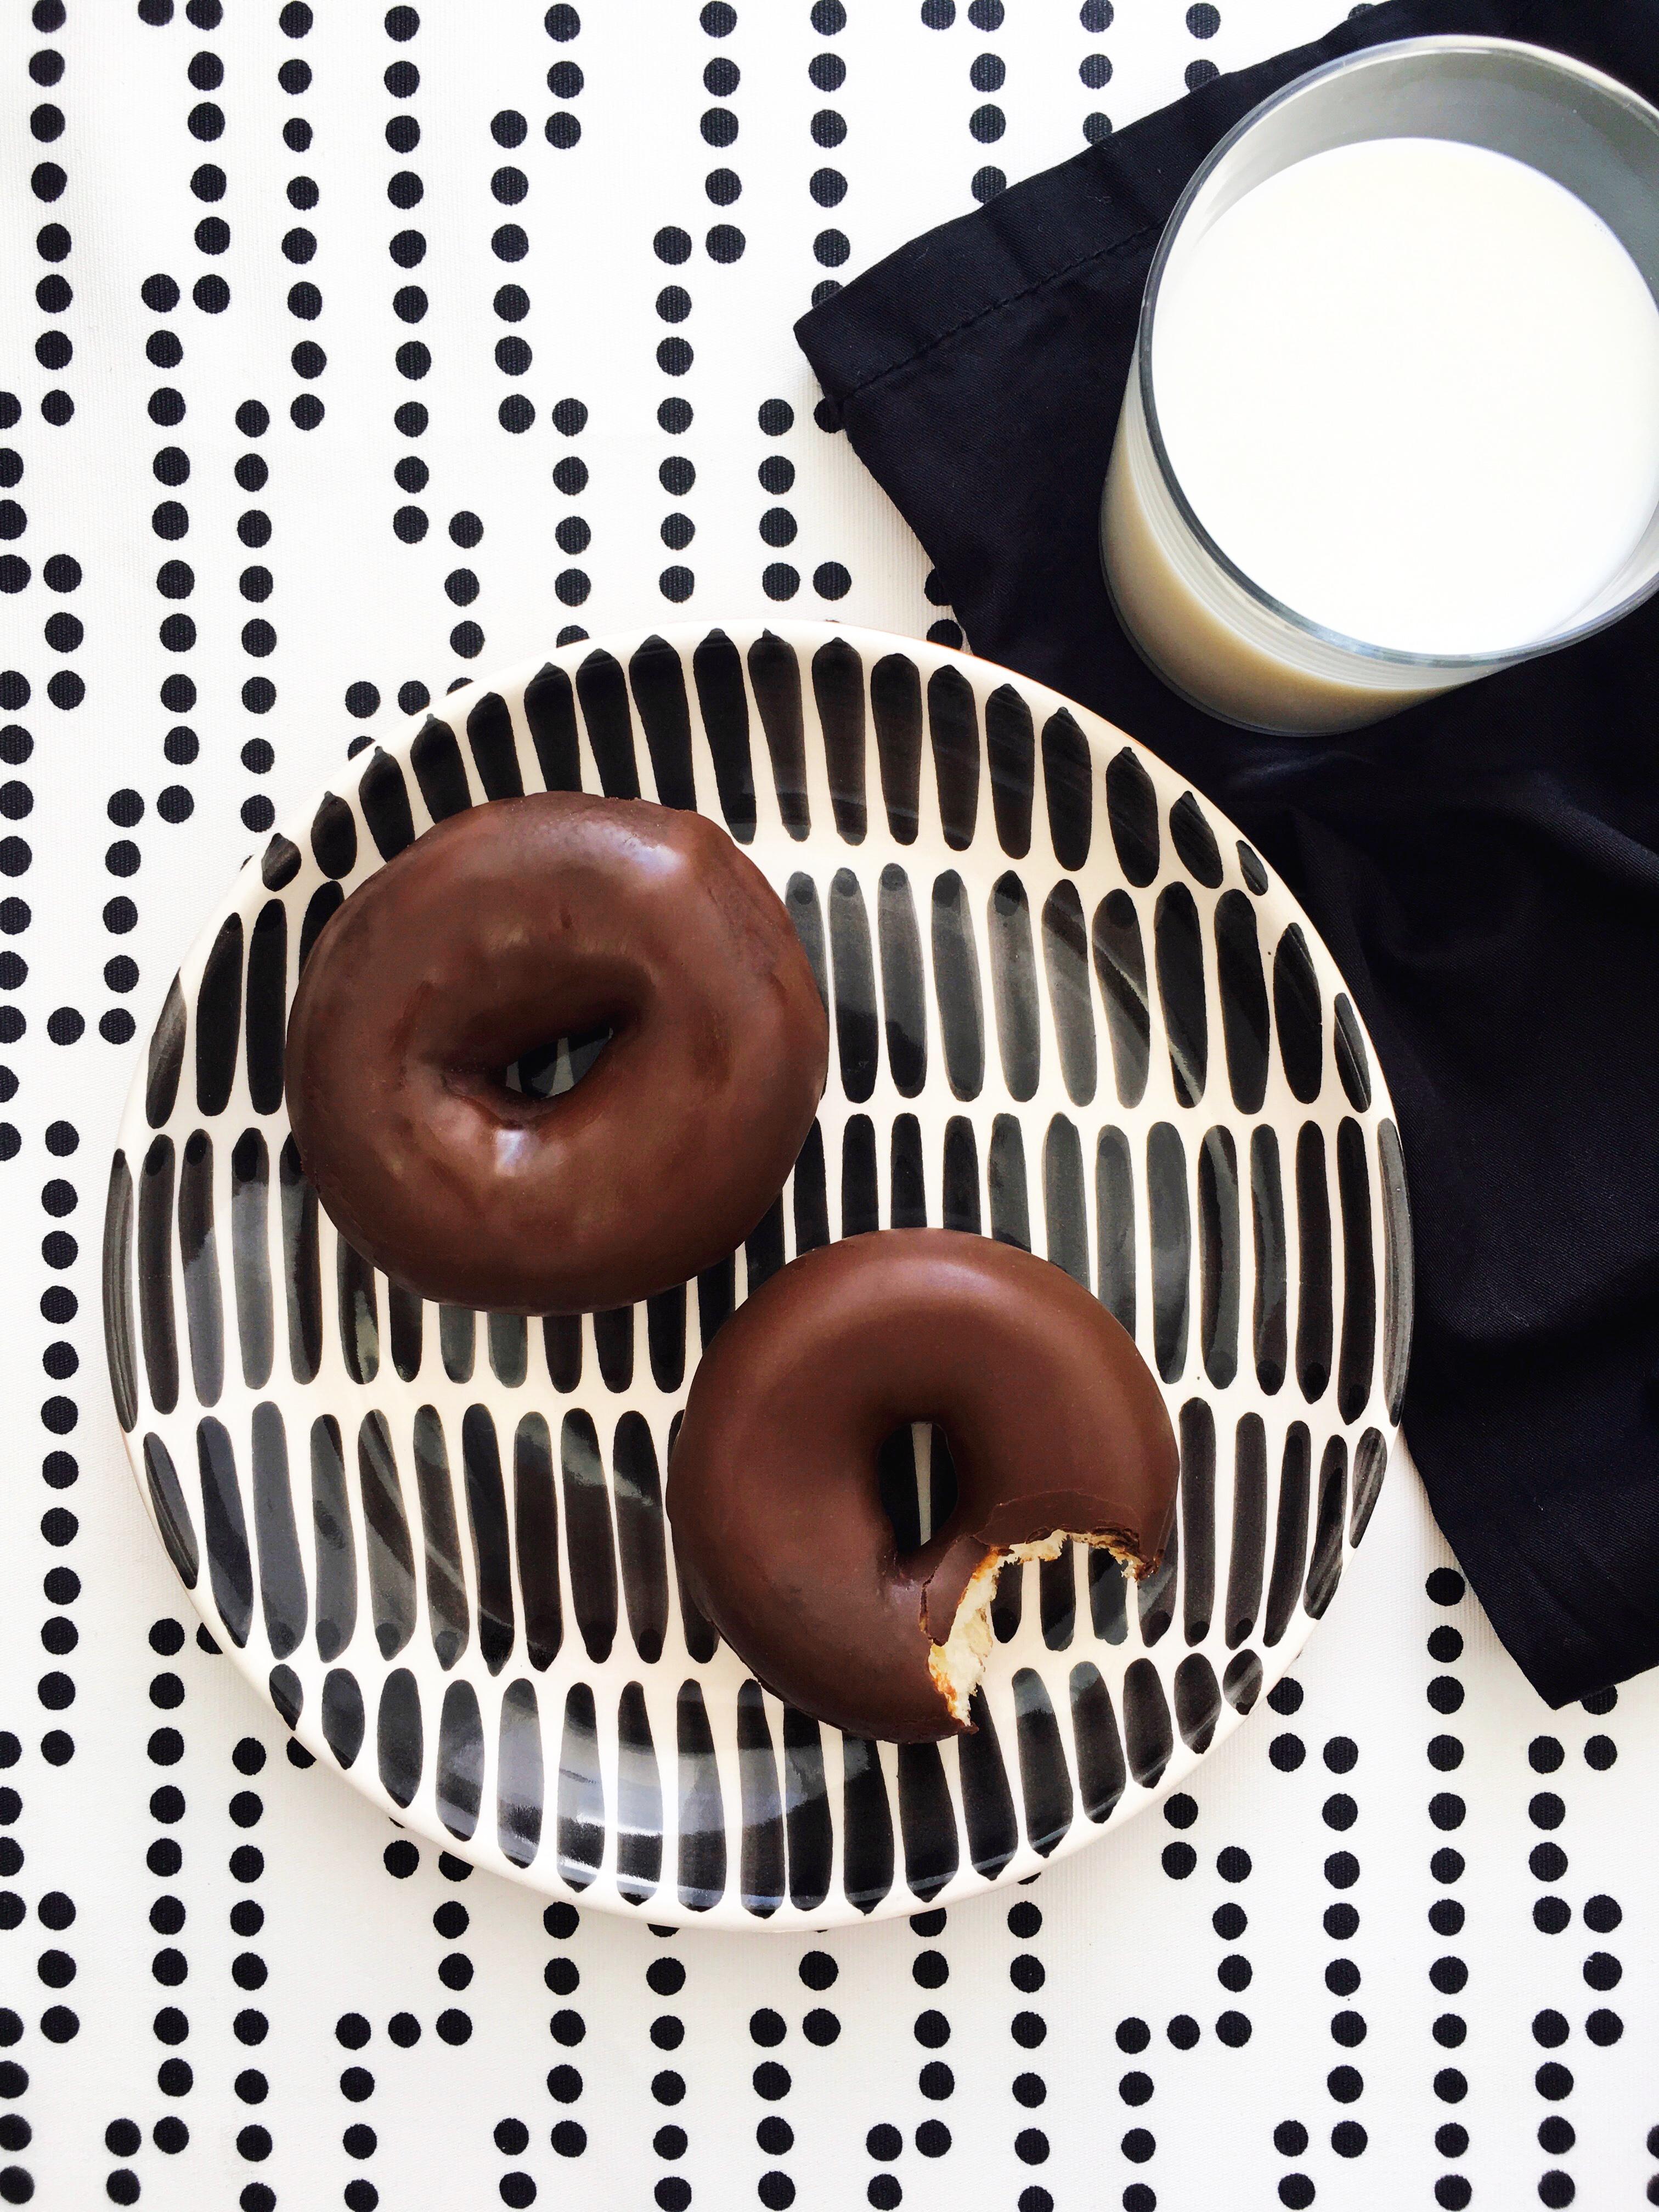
[{"x1": 1136, "y1": 33, "x2": 1659, "y2": 672}]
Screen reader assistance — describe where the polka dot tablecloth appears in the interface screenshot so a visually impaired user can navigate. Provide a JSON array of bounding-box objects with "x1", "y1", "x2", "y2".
[{"x1": 0, "y1": 2, "x2": 1654, "y2": 2208}]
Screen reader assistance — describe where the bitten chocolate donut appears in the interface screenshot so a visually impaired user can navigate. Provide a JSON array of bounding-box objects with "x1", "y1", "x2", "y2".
[
  {"x1": 667, "y1": 1229, "x2": 1180, "y2": 1743},
  {"x1": 285, "y1": 792, "x2": 828, "y2": 1314}
]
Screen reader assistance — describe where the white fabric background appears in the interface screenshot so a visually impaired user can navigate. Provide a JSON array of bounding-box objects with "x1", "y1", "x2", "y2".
[{"x1": 0, "y1": 2, "x2": 1654, "y2": 2208}]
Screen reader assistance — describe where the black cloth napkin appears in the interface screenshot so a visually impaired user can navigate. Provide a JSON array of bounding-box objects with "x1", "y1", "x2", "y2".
[{"x1": 797, "y1": 0, "x2": 1659, "y2": 1708}]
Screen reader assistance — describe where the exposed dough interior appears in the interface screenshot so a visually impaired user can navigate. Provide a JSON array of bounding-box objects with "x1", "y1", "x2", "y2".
[{"x1": 926, "y1": 1532, "x2": 1147, "y2": 1726}]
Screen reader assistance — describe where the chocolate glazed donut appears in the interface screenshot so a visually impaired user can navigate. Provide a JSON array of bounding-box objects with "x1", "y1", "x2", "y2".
[
  {"x1": 667, "y1": 1229, "x2": 1180, "y2": 1743},
  {"x1": 285, "y1": 792, "x2": 828, "y2": 1314}
]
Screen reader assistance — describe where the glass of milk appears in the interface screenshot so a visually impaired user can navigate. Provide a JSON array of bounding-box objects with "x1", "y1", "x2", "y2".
[{"x1": 1101, "y1": 37, "x2": 1659, "y2": 733}]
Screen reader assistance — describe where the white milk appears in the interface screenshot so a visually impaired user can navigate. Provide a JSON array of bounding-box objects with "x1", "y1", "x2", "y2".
[{"x1": 1147, "y1": 137, "x2": 1659, "y2": 657}]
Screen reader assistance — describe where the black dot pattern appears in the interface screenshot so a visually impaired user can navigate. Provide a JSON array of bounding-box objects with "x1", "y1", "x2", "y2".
[{"x1": 1, "y1": 8, "x2": 1650, "y2": 2208}]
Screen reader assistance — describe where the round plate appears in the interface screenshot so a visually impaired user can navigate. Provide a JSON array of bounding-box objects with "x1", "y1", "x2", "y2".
[{"x1": 102, "y1": 620, "x2": 1412, "y2": 1929}]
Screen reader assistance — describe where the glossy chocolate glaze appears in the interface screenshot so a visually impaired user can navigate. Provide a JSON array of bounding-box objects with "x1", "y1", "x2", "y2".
[
  {"x1": 285, "y1": 792, "x2": 828, "y2": 1313},
  {"x1": 667, "y1": 1229, "x2": 1180, "y2": 1742}
]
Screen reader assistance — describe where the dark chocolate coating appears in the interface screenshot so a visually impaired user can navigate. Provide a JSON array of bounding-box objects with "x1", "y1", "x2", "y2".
[
  {"x1": 284, "y1": 792, "x2": 828, "y2": 1314},
  {"x1": 667, "y1": 1229, "x2": 1180, "y2": 1742}
]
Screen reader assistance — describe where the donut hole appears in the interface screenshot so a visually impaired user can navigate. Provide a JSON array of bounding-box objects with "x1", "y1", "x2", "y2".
[
  {"x1": 876, "y1": 1423, "x2": 961, "y2": 1556},
  {"x1": 505, "y1": 1021, "x2": 613, "y2": 1099}
]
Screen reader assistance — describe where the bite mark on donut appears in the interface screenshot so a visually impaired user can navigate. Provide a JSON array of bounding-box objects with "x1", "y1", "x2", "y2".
[{"x1": 926, "y1": 1531, "x2": 1150, "y2": 1728}]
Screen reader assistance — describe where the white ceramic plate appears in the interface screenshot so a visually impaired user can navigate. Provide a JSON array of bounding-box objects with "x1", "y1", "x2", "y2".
[{"x1": 101, "y1": 619, "x2": 1410, "y2": 1929}]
